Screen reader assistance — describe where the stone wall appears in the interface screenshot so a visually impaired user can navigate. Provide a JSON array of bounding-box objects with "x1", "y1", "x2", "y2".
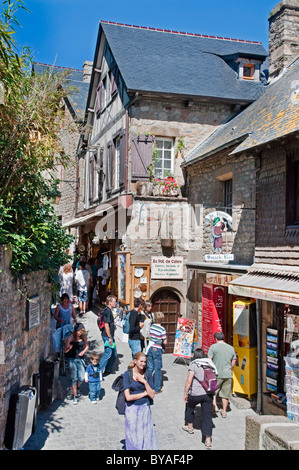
[
  {"x1": 123, "y1": 196, "x2": 191, "y2": 315},
  {"x1": 185, "y1": 149, "x2": 256, "y2": 265},
  {"x1": 129, "y1": 96, "x2": 235, "y2": 188},
  {"x1": 0, "y1": 245, "x2": 52, "y2": 447},
  {"x1": 255, "y1": 137, "x2": 299, "y2": 265},
  {"x1": 53, "y1": 105, "x2": 80, "y2": 226},
  {"x1": 245, "y1": 414, "x2": 299, "y2": 450},
  {"x1": 269, "y1": 0, "x2": 299, "y2": 79}
]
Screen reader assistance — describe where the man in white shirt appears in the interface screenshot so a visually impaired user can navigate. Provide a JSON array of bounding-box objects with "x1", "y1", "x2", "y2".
[{"x1": 75, "y1": 261, "x2": 91, "y2": 316}]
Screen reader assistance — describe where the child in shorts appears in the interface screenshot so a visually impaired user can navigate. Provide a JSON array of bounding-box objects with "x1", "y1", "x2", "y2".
[{"x1": 85, "y1": 353, "x2": 102, "y2": 403}]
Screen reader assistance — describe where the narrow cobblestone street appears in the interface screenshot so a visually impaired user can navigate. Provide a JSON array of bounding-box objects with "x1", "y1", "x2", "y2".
[{"x1": 23, "y1": 308, "x2": 256, "y2": 452}]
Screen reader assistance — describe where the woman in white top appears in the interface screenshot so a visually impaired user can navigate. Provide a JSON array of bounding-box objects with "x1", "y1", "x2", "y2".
[{"x1": 60, "y1": 263, "x2": 74, "y2": 301}]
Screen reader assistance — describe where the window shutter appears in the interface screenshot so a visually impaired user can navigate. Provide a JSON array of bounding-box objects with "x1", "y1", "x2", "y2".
[
  {"x1": 110, "y1": 66, "x2": 119, "y2": 96},
  {"x1": 89, "y1": 153, "x2": 95, "y2": 200},
  {"x1": 119, "y1": 130, "x2": 126, "y2": 186},
  {"x1": 98, "y1": 147, "x2": 104, "y2": 169},
  {"x1": 131, "y1": 134, "x2": 153, "y2": 181},
  {"x1": 95, "y1": 82, "x2": 102, "y2": 114},
  {"x1": 106, "y1": 141, "x2": 113, "y2": 191}
]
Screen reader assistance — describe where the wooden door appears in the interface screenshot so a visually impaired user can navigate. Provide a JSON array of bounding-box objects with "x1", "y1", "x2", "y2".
[{"x1": 151, "y1": 290, "x2": 181, "y2": 353}]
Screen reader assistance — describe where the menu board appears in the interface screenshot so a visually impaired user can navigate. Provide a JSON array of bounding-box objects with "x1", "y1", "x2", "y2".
[{"x1": 173, "y1": 318, "x2": 196, "y2": 359}]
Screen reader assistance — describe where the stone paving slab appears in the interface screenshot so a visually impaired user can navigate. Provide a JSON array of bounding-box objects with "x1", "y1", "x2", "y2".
[{"x1": 23, "y1": 309, "x2": 256, "y2": 451}]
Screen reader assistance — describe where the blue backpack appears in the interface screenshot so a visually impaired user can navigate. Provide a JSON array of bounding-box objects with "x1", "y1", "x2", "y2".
[{"x1": 122, "y1": 311, "x2": 131, "y2": 334}]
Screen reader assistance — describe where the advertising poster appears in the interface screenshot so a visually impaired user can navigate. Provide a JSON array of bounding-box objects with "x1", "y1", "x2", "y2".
[
  {"x1": 202, "y1": 283, "x2": 226, "y2": 354},
  {"x1": 173, "y1": 318, "x2": 196, "y2": 359}
]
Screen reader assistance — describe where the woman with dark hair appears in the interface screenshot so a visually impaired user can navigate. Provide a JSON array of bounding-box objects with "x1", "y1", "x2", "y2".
[
  {"x1": 65, "y1": 323, "x2": 89, "y2": 404},
  {"x1": 123, "y1": 352, "x2": 157, "y2": 450},
  {"x1": 54, "y1": 293, "x2": 77, "y2": 329},
  {"x1": 183, "y1": 348, "x2": 217, "y2": 449}
]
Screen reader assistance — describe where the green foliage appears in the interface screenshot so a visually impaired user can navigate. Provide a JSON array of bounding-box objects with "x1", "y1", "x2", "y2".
[
  {"x1": 175, "y1": 136, "x2": 186, "y2": 158},
  {"x1": 0, "y1": 1, "x2": 76, "y2": 279}
]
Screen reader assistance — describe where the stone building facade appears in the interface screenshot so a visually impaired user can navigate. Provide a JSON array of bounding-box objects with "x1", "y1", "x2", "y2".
[
  {"x1": 67, "y1": 21, "x2": 267, "y2": 352},
  {"x1": 0, "y1": 246, "x2": 52, "y2": 447},
  {"x1": 182, "y1": 0, "x2": 299, "y2": 415}
]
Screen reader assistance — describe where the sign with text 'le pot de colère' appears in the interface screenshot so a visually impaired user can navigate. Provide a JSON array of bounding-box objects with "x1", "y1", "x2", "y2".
[{"x1": 151, "y1": 256, "x2": 183, "y2": 279}]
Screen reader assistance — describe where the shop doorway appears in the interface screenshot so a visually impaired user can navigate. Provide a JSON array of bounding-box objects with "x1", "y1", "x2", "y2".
[{"x1": 151, "y1": 289, "x2": 181, "y2": 353}]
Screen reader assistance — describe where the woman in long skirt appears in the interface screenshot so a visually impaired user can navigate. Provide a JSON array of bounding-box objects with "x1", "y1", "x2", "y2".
[{"x1": 123, "y1": 352, "x2": 158, "y2": 450}]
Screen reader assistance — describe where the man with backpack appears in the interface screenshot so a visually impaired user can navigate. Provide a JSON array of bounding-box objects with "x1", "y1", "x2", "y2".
[
  {"x1": 208, "y1": 331, "x2": 237, "y2": 418},
  {"x1": 98, "y1": 295, "x2": 117, "y2": 376},
  {"x1": 128, "y1": 298, "x2": 144, "y2": 358}
]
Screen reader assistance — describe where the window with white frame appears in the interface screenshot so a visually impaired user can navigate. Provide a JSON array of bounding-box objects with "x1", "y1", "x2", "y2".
[{"x1": 154, "y1": 137, "x2": 174, "y2": 179}]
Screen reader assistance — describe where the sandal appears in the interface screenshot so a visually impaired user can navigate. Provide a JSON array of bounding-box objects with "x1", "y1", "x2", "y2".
[
  {"x1": 220, "y1": 410, "x2": 227, "y2": 418},
  {"x1": 205, "y1": 437, "x2": 212, "y2": 449},
  {"x1": 182, "y1": 425, "x2": 194, "y2": 434}
]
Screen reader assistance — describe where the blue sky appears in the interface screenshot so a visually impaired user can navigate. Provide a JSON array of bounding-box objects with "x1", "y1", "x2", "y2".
[{"x1": 14, "y1": 0, "x2": 278, "y2": 70}]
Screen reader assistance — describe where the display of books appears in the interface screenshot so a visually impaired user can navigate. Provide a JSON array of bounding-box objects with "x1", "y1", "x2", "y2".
[
  {"x1": 285, "y1": 353, "x2": 299, "y2": 423},
  {"x1": 266, "y1": 328, "x2": 278, "y2": 393}
]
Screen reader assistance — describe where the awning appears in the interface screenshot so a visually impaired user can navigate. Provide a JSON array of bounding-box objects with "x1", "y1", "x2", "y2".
[
  {"x1": 62, "y1": 209, "x2": 105, "y2": 228},
  {"x1": 229, "y1": 273, "x2": 299, "y2": 306},
  {"x1": 62, "y1": 196, "x2": 122, "y2": 229}
]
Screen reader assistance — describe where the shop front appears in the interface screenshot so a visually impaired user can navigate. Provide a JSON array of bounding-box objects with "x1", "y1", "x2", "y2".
[
  {"x1": 186, "y1": 263, "x2": 256, "y2": 388},
  {"x1": 229, "y1": 269, "x2": 299, "y2": 417}
]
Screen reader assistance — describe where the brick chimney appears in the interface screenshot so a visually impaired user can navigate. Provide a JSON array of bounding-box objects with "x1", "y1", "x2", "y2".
[
  {"x1": 268, "y1": 0, "x2": 299, "y2": 79},
  {"x1": 83, "y1": 60, "x2": 93, "y2": 83}
]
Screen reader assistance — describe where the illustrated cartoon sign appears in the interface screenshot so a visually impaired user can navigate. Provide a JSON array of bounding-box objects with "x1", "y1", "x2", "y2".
[
  {"x1": 173, "y1": 318, "x2": 196, "y2": 359},
  {"x1": 204, "y1": 211, "x2": 234, "y2": 261}
]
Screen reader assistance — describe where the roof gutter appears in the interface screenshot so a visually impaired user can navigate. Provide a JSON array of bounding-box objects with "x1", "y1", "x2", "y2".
[{"x1": 181, "y1": 134, "x2": 250, "y2": 168}]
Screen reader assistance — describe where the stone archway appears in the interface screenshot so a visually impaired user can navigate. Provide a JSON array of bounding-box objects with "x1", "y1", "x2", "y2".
[{"x1": 151, "y1": 289, "x2": 181, "y2": 353}]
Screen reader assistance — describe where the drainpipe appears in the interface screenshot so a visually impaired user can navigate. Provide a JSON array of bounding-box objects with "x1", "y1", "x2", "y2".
[{"x1": 256, "y1": 298, "x2": 263, "y2": 413}]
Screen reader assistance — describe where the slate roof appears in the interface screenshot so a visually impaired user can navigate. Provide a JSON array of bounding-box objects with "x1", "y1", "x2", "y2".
[
  {"x1": 182, "y1": 59, "x2": 299, "y2": 166},
  {"x1": 32, "y1": 63, "x2": 89, "y2": 121},
  {"x1": 100, "y1": 21, "x2": 267, "y2": 104}
]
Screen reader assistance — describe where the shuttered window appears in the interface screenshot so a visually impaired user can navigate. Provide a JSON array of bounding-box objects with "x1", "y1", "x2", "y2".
[
  {"x1": 119, "y1": 130, "x2": 126, "y2": 187},
  {"x1": 106, "y1": 141, "x2": 113, "y2": 192},
  {"x1": 95, "y1": 82, "x2": 102, "y2": 115},
  {"x1": 89, "y1": 153, "x2": 95, "y2": 201},
  {"x1": 286, "y1": 152, "x2": 299, "y2": 225},
  {"x1": 110, "y1": 66, "x2": 119, "y2": 97},
  {"x1": 131, "y1": 134, "x2": 153, "y2": 181}
]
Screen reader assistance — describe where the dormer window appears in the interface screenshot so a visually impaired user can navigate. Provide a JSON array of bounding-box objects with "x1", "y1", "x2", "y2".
[
  {"x1": 237, "y1": 58, "x2": 261, "y2": 81},
  {"x1": 243, "y1": 63, "x2": 255, "y2": 80}
]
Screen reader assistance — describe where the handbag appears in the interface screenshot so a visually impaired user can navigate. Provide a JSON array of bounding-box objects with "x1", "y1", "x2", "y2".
[{"x1": 140, "y1": 318, "x2": 151, "y2": 339}]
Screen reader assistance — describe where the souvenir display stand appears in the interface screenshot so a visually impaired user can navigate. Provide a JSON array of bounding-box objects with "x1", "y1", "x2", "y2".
[
  {"x1": 232, "y1": 300, "x2": 257, "y2": 397},
  {"x1": 285, "y1": 353, "x2": 299, "y2": 423},
  {"x1": 130, "y1": 264, "x2": 150, "y2": 306},
  {"x1": 266, "y1": 328, "x2": 279, "y2": 393}
]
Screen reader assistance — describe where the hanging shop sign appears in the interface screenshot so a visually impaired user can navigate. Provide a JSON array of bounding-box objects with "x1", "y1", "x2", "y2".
[
  {"x1": 173, "y1": 318, "x2": 196, "y2": 359},
  {"x1": 151, "y1": 256, "x2": 183, "y2": 279},
  {"x1": 204, "y1": 210, "x2": 234, "y2": 262},
  {"x1": 202, "y1": 284, "x2": 226, "y2": 354}
]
